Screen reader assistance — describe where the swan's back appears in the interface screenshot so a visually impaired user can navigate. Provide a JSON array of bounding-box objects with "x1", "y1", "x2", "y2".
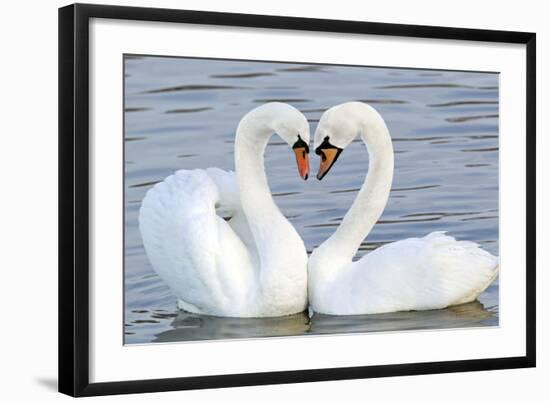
[
  {"x1": 139, "y1": 169, "x2": 256, "y2": 316},
  {"x1": 312, "y1": 232, "x2": 498, "y2": 315}
]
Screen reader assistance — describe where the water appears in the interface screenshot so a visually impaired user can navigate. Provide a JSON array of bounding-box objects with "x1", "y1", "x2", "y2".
[{"x1": 124, "y1": 55, "x2": 499, "y2": 344}]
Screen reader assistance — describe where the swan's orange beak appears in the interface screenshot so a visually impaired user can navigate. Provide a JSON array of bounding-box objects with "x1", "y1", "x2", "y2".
[
  {"x1": 292, "y1": 136, "x2": 310, "y2": 180},
  {"x1": 293, "y1": 146, "x2": 310, "y2": 180},
  {"x1": 316, "y1": 147, "x2": 342, "y2": 180}
]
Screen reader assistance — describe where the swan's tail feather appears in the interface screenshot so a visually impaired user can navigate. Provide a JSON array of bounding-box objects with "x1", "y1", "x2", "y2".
[{"x1": 422, "y1": 232, "x2": 499, "y2": 307}]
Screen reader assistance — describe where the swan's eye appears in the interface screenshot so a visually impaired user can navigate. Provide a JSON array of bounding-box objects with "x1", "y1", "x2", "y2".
[
  {"x1": 315, "y1": 136, "x2": 339, "y2": 157},
  {"x1": 292, "y1": 135, "x2": 309, "y2": 153}
]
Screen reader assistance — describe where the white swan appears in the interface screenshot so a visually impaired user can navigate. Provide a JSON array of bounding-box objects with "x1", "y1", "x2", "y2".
[
  {"x1": 308, "y1": 101, "x2": 499, "y2": 315},
  {"x1": 139, "y1": 103, "x2": 310, "y2": 317}
]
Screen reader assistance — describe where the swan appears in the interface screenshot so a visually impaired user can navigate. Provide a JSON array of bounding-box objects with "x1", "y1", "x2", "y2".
[
  {"x1": 139, "y1": 102, "x2": 310, "y2": 317},
  {"x1": 308, "y1": 101, "x2": 499, "y2": 315}
]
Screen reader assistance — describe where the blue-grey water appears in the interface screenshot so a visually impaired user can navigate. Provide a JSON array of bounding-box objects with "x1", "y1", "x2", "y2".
[{"x1": 124, "y1": 56, "x2": 499, "y2": 344}]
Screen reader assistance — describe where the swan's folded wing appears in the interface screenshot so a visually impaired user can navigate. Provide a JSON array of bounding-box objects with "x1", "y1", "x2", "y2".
[
  {"x1": 341, "y1": 232, "x2": 498, "y2": 313},
  {"x1": 138, "y1": 169, "x2": 253, "y2": 314}
]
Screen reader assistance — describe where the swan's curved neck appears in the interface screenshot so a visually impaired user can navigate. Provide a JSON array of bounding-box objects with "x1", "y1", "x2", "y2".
[
  {"x1": 322, "y1": 110, "x2": 394, "y2": 261},
  {"x1": 234, "y1": 112, "x2": 280, "y2": 224},
  {"x1": 234, "y1": 108, "x2": 304, "y2": 306}
]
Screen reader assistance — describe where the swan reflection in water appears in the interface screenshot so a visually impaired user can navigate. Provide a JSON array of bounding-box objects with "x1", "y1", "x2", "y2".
[
  {"x1": 309, "y1": 300, "x2": 496, "y2": 335},
  {"x1": 153, "y1": 311, "x2": 310, "y2": 343},
  {"x1": 152, "y1": 300, "x2": 496, "y2": 343}
]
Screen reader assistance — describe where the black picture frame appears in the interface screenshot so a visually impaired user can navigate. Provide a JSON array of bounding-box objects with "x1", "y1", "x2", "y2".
[{"x1": 59, "y1": 3, "x2": 536, "y2": 397}]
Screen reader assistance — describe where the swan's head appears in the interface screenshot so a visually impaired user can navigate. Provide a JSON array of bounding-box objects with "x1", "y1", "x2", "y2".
[
  {"x1": 313, "y1": 103, "x2": 361, "y2": 180},
  {"x1": 267, "y1": 103, "x2": 311, "y2": 180},
  {"x1": 313, "y1": 102, "x2": 393, "y2": 180}
]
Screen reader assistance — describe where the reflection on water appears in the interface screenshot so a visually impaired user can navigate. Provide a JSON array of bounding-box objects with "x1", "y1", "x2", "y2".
[
  {"x1": 150, "y1": 300, "x2": 495, "y2": 343},
  {"x1": 124, "y1": 56, "x2": 499, "y2": 344},
  {"x1": 153, "y1": 311, "x2": 310, "y2": 343},
  {"x1": 309, "y1": 300, "x2": 496, "y2": 335}
]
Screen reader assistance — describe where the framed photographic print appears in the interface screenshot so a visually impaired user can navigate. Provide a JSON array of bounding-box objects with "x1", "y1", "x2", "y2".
[{"x1": 58, "y1": 3, "x2": 536, "y2": 397}]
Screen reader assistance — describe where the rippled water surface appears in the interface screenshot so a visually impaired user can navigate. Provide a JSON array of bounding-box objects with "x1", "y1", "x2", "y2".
[{"x1": 124, "y1": 56, "x2": 499, "y2": 344}]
